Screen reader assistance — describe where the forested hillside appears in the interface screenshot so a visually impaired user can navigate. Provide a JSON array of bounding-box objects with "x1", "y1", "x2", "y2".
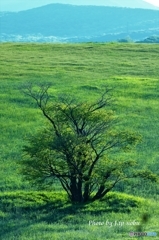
[{"x1": 0, "y1": 4, "x2": 159, "y2": 42}]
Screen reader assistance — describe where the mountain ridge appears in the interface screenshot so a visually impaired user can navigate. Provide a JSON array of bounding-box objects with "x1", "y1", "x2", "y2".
[
  {"x1": 0, "y1": 4, "x2": 159, "y2": 43},
  {"x1": 1, "y1": 0, "x2": 158, "y2": 12}
]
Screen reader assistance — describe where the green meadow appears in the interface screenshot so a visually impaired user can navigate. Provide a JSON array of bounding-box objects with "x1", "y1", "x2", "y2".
[{"x1": 0, "y1": 43, "x2": 159, "y2": 239}]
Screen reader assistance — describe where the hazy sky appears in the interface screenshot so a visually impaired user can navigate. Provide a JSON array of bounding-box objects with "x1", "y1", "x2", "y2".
[
  {"x1": 0, "y1": 0, "x2": 159, "y2": 12},
  {"x1": 144, "y1": 0, "x2": 159, "y2": 6}
]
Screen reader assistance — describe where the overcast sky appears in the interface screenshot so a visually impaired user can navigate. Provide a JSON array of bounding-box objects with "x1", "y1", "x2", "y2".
[{"x1": 0, "y1": 0, "x2": 159, "y2": 12}]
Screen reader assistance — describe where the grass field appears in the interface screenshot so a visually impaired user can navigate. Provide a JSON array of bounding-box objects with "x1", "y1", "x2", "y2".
[{"x1": 0, "y1": 42, "x2": 159, "y2": 239}]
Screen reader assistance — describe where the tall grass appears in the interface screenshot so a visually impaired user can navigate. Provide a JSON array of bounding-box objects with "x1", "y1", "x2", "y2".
[
  {"x1": 0, "y1": 43, "x2": 159, "y2": 239},
  {"x1": 0, "y1": 43, "x2": 158, "y2": 191}
]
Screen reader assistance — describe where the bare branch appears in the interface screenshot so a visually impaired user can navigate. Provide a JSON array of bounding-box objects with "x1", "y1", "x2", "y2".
[{"x1": 21, "y1": 83, "x2": 60, "y2": 137}]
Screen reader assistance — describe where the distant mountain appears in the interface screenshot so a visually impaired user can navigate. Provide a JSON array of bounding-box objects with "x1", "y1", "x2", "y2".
[
  {"x1": 44, "y1": 0, "x2": 159, "y2": 9},
  {"x1": 0, "y1": 4, "x2": 159, "y2": 42},
  {"x1": 1, "y1": 0, "x2": 158, "y2": 12}
]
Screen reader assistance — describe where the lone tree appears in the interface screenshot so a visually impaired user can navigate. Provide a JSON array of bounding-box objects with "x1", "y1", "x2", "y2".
[{"x1": 21, "y1": 84, "x2": 157, "y2": 203}]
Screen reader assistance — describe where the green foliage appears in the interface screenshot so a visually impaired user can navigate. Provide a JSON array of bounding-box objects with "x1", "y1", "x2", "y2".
[
  {"x1": 20, "y1": 86, "x2": 144, "y2": 203},
  {"x1": 133, "y1": 169, "x2": 159, "y2": 182}
]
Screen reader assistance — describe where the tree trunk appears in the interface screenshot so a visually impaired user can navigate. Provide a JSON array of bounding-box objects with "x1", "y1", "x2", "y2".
[
  {"x1": 83, "y1": 183, "x2": 90, "y2": 202},
  {"x1": 70, "y1": 176, "x2": 83, "y2": 203},
  {"x1": 92, "y1": 186, "x2": 112, "y2": 201},
  {"x1": 92, "y1": 185, "x2": 105, "y2": 201}
]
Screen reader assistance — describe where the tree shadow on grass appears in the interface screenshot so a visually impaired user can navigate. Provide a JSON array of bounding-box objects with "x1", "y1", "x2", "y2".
[
  {"x1": 35, "y1": 193, "x2": 141, "y2": 224},
  {"x1": 0, "y1": 191, "x2": 142, "y2": 238}
]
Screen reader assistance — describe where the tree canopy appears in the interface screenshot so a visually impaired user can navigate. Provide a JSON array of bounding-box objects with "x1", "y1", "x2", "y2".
[{"x1": 21, "y1": 84, "x2": 158, "y2": 203}]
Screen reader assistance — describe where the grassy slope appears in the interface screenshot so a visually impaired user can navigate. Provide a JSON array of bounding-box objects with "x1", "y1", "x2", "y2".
[
  {"x1": 0, "y1": 191, "x2": 159, "y2": 240},
  {"x1": 0, "y1": 43, "x2": 159, "y2": 239}
]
